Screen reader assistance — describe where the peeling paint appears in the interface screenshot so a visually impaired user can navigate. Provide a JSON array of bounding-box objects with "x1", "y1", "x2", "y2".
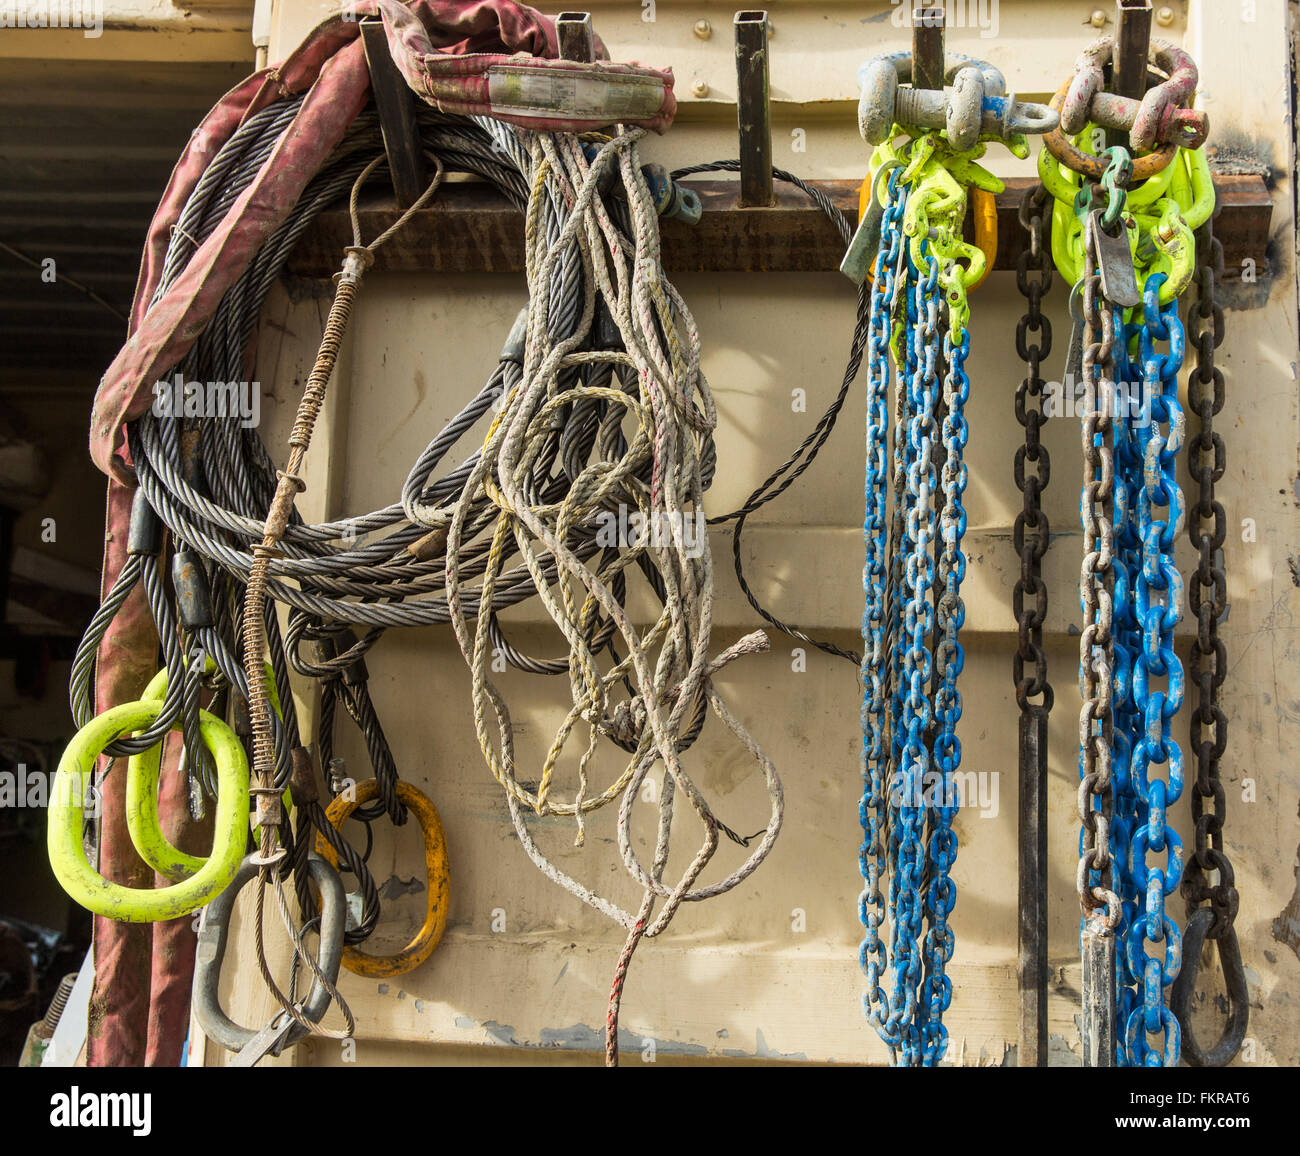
[
  {"x1": 753, "y1": 1028, "x2": 807, "y2": 1061},
  {"x1": 480, "y1": 1020, "x2": 519, "y2": 1046},
  {"x1": 535, "y1": 1023, "x2": 708, "y2": 1056},
  {"x1": 1272, "y1": 872, "x2": 1300, "y2": 961},
  {"x1": 379, "y1": 874, "x2": 425, "y2": 900}
]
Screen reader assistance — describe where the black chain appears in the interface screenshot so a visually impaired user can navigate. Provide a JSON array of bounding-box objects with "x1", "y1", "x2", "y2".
[
  {"x1": 1013, "y1": 185, "x2": 1055, "y2": 718},
  {"x1": 1013, "y1": 185, "x2": 1055, "y2": 1065},
  {"x1": 1171, "y1": 213, "x2": 1249, "y2": 1066}
]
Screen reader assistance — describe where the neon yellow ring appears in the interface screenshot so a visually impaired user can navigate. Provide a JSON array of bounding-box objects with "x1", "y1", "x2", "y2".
[{"x1": 49, "y1": 698, "x2": 249, "y2": 922}]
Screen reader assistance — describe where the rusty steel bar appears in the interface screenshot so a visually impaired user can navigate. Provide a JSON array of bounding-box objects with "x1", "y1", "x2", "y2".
[
  {"x1": 911, "y1": 5, "x2": 946, "y2": 93},
  {"x1": 734, "y1": 11, "x2": 774, "y2": 208},
  {"x1": 289, "y1": 175, "x2": 1273, "y2": 278},
  {"x1": 1113, "y1": 1, "x2": 1154, "y2": 101},
  {"x1": 1081, "y1": 910, "x2": 1117, "y2": 1066},
  {"x1": 1017, "y1": 708, "x2": 1049, "y2": 1067},
  {"x1": 556, "y1": 11, "x2": 595, "y2": 62},
  {"x1": 360, "y1": 17, "x2": 428, "y2": 210},
  {"x1": 1109, "y1": 1, "x2": 1153, "y2": 148}
]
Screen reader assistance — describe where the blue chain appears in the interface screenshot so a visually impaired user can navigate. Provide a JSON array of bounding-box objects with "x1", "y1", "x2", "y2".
[
  {"x1": 885, "y1": 253, "x2": 941, "y2": 1065},
  {"x1": 859, "y1": 164, "x2": 968, "y2": 1067},
  {"x1": 1121, "y1": 272, "x2": 1187, "y2": 1066},
  {"x1": 860, "y1": 167, "x2": 906, "y2": 1047},
  {"x1": 1111, "y1": 310, "x2": 1145, "y2": 1063},
  {"x1": 919, "y1": 323, "x2": 968, "y2": 1065}
]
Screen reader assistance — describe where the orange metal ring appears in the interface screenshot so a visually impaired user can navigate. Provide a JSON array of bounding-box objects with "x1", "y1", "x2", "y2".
[
  {"x1": 1042, "y1": 80, "x2": 1177, "y2": 181},
  {"x1": 317, "y1": 779, "x2": 450, "y2": 978},
  {"x1": 967, "y1": 186, "x2": 997, "y2": 291}
]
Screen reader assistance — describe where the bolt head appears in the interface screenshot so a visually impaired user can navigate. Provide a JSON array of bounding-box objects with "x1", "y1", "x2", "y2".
[
  {"x1": 693, "y1": 19, "x2": 711, "y2": 39},
  {"x1": 1155, "y1": 5, "x2": 1175, "y2": 25},
  {"x1": 691, "y1": 80, "x2": 710, "y2": 98},
  {"x1": 1090, "y1": 9, "x2": 1108, "y2": 27}
]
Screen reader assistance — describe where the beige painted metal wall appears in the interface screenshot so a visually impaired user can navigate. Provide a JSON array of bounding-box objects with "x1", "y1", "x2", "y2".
[{"x1": 200, "y1": 0, "x2": 1300, "y2": 1066}]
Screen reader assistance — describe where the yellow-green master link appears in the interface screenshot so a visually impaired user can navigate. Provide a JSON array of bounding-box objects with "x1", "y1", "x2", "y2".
[
  {"x1": 48, "y1": 675, "x2": 251, "y2": 922},
  {"x1": 1040, "y1": 128, "x2": 1211, "y2": 302},
  {"x1": 124, "y1": 660, "x2": 278, "y2": 882}
]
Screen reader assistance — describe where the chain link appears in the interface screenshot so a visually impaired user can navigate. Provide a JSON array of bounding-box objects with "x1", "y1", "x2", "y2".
[
  {"x1": 1119, "y1": 273, "x2": 1188, "y2": 1066},
  {"x1": 1183, "y1": 221, "x2": 1235, "y2": 930},
  {"x1": 859, "y1": 167, "x2": 907, "y2": 1049},
  {"x1": 859, "y1": 149, "x2": 973, "y2": 1068},
  {"x1": 1170, "y1": 215, "x2": 1249, "y2": 1066},
  {"x1": 1014, "y1": 185, "x2": 1055, "y2": 717},
  {"x1": 1077, "y1": 180, "x2": 1120, "y2": 926}
]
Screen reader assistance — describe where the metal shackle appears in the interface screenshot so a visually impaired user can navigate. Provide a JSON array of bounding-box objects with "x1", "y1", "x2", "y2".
[
  {"x1": 1060, "y1": 36, "x2": 1204, "y2": 152},
  {"x1": 856, "y1": 51, "x2": 1058, "y2": 149}
]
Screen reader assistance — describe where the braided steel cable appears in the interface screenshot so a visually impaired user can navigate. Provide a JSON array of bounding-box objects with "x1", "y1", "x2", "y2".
[{"x1": 672, "y1": 160, "x2": 871, "y2": 664}]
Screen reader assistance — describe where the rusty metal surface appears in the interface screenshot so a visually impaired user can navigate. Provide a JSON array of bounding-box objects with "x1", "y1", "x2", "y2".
[
  {"x1": 1017, "y1": 710, "x2": 1048, "y2": 1067},
  {"x1": 910, "y1": 5, "x2": 946, "y2": 94},
  {"x1": 361, "y1": 17, "x2": 429, "y2": 209},
  {"x1": 1112, "y1": 1, "x2": 1154, "y2": 104},
  {"x1": 288, "y1": 175, "x2": 1272, "y2": 278},
  {"x1": 556, "y1": 11, "x2": 595, "y2": 63},
  {"x1": 733, "y1": 12, "x2": 773, "y2": 209}
]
